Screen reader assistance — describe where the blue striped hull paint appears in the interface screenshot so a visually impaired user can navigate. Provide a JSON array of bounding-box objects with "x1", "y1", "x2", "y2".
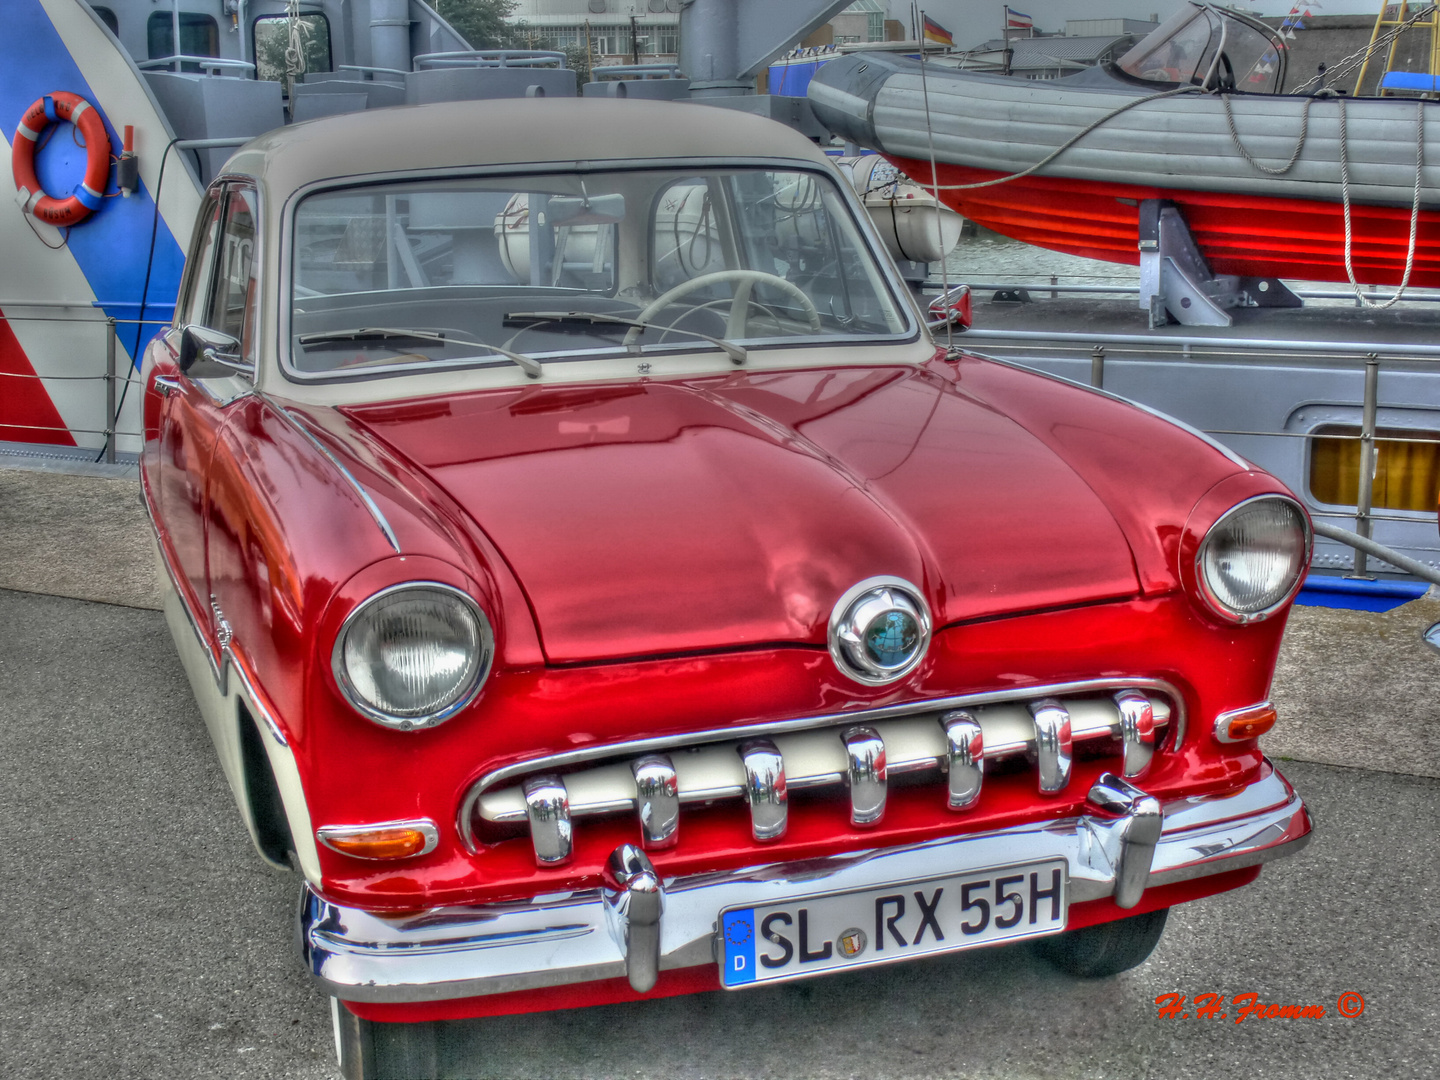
[{"x1": 1, "y1": 0, "x2": 187, "y2": 364}]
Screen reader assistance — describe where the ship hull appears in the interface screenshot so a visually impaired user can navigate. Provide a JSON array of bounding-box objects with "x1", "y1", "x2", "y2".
[
  {"x1": 810, "y1": 51, "x2": 1440, "y2": 287},
  {"x1": 889, "y1": 155, "x2": 1440, "y2": 287}
]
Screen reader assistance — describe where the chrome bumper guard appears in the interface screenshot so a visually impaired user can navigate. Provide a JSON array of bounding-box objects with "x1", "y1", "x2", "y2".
[{"x1": 303, "y1": 764, "x2": 1309, "y2": 1004}]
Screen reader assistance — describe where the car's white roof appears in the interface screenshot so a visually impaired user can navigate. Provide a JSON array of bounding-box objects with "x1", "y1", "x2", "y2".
[{"x1": 222, "y1": 97, "x2": 834, "y2": 195}]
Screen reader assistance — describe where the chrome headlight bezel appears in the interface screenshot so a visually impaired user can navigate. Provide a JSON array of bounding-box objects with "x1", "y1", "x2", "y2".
[
  {"x1": 828, "y1": 576, "x2": 933, "y2": 685},
  {"x1": 331, "y1": 581, "x2": 494, "y2": 730},
  {"x1": 1195, "y1": 494, "x2": 1312, "y2": 624}
]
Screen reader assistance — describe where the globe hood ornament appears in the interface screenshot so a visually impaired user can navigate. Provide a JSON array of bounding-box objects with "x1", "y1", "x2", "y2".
[{"x1": 828, "y1": 577, "x2": 932, "y2": 685}]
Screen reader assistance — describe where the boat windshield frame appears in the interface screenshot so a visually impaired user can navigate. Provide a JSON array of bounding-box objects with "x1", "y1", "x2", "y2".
[
  {"x1": 1115, "y1": 2, "x2": 1286, "y2": 94},
  {"x1": 277, "y1": 156, "x2": 921, "y2": 387}
]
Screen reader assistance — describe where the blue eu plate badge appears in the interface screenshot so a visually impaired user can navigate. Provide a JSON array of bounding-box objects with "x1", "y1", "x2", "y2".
[{"x1": 721, "y1": 908, "x2": 755, "y2": 986}]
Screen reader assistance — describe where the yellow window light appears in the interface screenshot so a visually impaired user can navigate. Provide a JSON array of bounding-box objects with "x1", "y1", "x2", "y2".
[{"x1": 1309, "y1": 425, "x2": 1440, "y2": 513}]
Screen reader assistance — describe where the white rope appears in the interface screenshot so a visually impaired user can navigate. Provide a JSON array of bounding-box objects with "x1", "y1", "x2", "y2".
[
  {"x1": 893, "y1": 27, "x2": 1428, "y2": 311},
  {"x1": 1340, "y1": 96, "x2": 1425, "y2": 309},
  {"x1": 284, "y1": 0, "x2": 308, "y2": 94},
  {"x1": 1221, "y1": 92, "x2": 1312, "y2": 175},
  {"x1": 918, "y1": 84, "x2": 1206, "y2": 190}
]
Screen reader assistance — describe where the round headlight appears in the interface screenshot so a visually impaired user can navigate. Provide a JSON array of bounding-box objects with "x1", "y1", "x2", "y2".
[
  {"x1": 829, "y1": 577, "x2": 932, "y2": 685},
  {"x1": 333, "y1": 583, "x2": 493, "y2": 729},
  {"x1": 1197, "y1": 496, "x2": 1310, "y2": 623}
]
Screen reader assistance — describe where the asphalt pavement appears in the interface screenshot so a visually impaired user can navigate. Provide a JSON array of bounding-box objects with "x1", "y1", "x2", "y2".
[{"x1": 3, "y1": 464, "x2": 1438, "y2": 1080}]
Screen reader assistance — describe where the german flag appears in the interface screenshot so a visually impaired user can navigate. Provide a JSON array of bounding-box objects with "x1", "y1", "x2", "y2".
[{"x1": 923, "y1": 14, "x2": 953, "y2": 45}]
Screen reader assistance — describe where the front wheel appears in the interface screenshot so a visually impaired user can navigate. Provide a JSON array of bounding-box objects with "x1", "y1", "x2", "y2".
[
  {"x1": 333, "y1": 998, "x2": 441, "y2": 1080},
  {"x1": 1033, "y1": 906, "x2": 1169, "y2": 978}
]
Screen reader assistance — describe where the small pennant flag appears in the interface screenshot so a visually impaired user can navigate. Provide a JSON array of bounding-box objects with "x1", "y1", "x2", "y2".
[
  {"x1": 1005, "y1": 6, "x2": 1033, "y2": 30},
  {"x1": 923, "y1": 13, "x2": 954, "y2": 45}
]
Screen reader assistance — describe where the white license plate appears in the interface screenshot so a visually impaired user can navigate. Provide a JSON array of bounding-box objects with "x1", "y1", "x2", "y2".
[{"x1": 719, "y1": 859, "x2": 1067, "y2": 988}]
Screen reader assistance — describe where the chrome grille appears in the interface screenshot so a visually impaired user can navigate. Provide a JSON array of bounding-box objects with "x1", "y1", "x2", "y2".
[{"x1": 461, "y1": 683, "x2": 1176, "y2": 866}]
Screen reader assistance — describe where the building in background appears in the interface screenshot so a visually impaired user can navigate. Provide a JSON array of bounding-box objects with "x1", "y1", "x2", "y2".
[
  {"x1": 506, "y1": 0, "x2": 681, "y2": 67},
  {"x1": 798, "y1": 1, "x2": 907, "y2": 49},
  {"x1": 830, "y1": 0, "x2": 890, "y2": 45}
]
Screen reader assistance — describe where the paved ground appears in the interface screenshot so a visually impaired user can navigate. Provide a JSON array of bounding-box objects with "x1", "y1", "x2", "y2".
[
  {"x1": 3, "y1": 465, "x2": 1438, "y2": 1079},
  {"x1": 0, "y1": 465, "x2": 158, "y2": 611}
]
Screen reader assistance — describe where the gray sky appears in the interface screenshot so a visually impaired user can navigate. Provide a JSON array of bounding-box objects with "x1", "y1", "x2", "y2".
[{"x1": 905, "y1": 1, "x2": 1352, "y2": 49}]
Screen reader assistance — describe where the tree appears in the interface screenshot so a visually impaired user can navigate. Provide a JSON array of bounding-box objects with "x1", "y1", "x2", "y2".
[
  {"x1": 560, "y1": 42, "x2": 596, "y2": 86},
  {"x1": 433, "y1": 1, "x2": 593, "y2": 90},
  {"x1": 433, "y1": 0, "x2": 521, "y2": 50}
]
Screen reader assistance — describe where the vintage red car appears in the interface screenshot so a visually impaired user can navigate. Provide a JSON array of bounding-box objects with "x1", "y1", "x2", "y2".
[{"x1": 140, "y1": 98, "x2": 1312, "y2": 1078}]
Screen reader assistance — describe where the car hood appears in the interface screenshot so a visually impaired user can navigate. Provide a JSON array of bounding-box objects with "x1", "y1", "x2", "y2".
[{"x1": 342, "y1": 366, "x2": 1140, "y2": 664}]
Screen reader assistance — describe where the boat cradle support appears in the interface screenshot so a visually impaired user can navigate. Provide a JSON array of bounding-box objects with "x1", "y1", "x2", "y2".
[{"x1": 1138, "y1": 201, "x2": 1302, "y2": 328}]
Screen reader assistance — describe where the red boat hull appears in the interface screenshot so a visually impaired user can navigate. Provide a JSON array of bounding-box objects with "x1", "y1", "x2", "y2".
[{"x1": 891, "y1": 155, "x2": 1440, "y2": 288}]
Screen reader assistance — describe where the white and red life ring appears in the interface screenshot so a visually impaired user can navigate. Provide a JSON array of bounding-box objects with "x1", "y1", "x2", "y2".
[{"x1": 12, "y1": 91, "x2": 111, "y2": 227}]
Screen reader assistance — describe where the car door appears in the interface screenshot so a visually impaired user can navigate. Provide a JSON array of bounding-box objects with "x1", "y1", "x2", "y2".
[{"x1": 155, "y1": 184, "x2": 260, "y2": 636}]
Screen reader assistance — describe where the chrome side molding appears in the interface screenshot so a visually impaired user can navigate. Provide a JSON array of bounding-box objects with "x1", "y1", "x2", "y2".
[
  {"x1": 602, "y1": 844, "x2": 664, "y2": 993},
  {"x1": 267, "y1": 399, "x2": 401, "y2": 554}
]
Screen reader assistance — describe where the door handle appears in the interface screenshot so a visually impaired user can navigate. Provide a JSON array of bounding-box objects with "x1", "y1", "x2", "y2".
[{"x1": 154, "y1": 376, "x2": 183, "y2": 398}]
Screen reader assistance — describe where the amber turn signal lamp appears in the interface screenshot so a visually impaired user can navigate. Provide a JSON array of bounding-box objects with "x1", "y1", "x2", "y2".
[
  {"x1": 317, "y1": 820, "x2": 439, "y2": 860},
  {"x1": 1213, "y1": 702, "x2": 1277, "y2": 744}
]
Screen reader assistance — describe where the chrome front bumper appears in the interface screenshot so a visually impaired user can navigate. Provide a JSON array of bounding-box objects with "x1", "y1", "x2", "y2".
[{"x1": 303, "y1": 763, "x2": 1310, "y2": 1004}]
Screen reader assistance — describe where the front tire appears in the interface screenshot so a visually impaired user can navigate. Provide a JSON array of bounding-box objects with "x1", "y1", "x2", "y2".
[
  {"x1": 1034, "y1": 907, "x2": 1169, "y2": 978},
  {"x1": 333, "y1": 998, "x2": 440, "y2": 1080}
]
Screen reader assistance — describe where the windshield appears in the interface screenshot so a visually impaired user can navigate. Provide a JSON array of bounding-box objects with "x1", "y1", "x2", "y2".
[
  {"x1": 287, "y1": 165, "x2": 911, "y2": 380},
  {"x1": 1116, "y1": 3, "x2": 1283, "y2": 93}
]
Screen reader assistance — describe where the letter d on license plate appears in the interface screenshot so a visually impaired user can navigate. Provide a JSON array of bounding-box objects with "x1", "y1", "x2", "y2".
[{"x1": 720, "y1": 859, "x2": 1067, "y2": 987}]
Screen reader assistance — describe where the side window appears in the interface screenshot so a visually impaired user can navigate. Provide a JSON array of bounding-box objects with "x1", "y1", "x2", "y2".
[
  {"x1": 91, "y1": 5, "x2": 119, "y2": 36},
  {"x1": 253, "y1": 14, "x2": 332, "y2": 82},
  {"x1": 180, "y1": 196, "x2": 224, "y2": 329},
  {"x1": 652, "y1": 178, "x2": 726, "y2": 295},
  {"x1": 147, "y1": 11, "x2": 220, "y2": 64},
  {"x1": 208, "y1": 189, "x2": 260, "y2": 362}
]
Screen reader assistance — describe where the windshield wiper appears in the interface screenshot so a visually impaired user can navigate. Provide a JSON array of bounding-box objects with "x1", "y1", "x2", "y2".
[
  {"x1": 505, "y1": 310, "x2": 748, "y2": 365},
  {"x1": 295, "y1": 326, "x2": 542, "y2": 378}
]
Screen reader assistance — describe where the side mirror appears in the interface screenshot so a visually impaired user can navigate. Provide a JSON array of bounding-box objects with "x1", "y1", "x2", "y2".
[
  {"x1": 927, "y1": 284, "x2": 972, "y2": 331},
  {"x1": 1423, "y1": 621, "x2": 1440, "y2": 654},
  {"x1": 178, "y1": 324, "x2": 252, "y2": 379}
]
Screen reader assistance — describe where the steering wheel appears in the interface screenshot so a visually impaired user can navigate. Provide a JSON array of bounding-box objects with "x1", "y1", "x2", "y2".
[{"x1": 623, "y1": 269, "x2": 822, "y2": 346}]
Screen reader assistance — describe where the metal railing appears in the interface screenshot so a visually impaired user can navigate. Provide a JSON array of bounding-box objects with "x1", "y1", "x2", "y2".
[
  {"x1": 413, "y1": 50, "x2": 567, "y2": 70},
  {"x1": 594, "y1": 64, "x2": 685, "y2": 80},
  {"x1": 0, "y1": 306, "x2": 166, "y2": 464},
  {"x1": 959, "y1": 279, "x2": 1440, "y2": 306},
  {"x1": 137, "y1": 55, "x2": 257, "y2": 76},
  {"x1": 336, "y1": 64, "x2": 411, "y2": 80}
]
